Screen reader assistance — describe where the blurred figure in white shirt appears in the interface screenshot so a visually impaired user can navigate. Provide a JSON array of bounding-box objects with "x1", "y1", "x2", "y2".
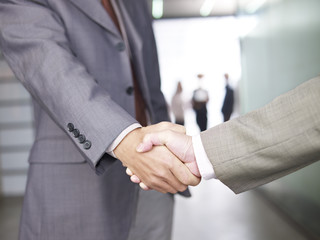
[{"x1": 192, "y1": 74, "x2": 209, "y2": 131}]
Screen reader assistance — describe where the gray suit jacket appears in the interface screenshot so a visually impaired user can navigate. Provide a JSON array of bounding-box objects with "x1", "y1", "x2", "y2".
[
  {"x1": 0, "y1": 0, "x2": 170, "y2": 239},
  {"x1": 201, "y1": 76, "x2": 320, "y2": 194}
]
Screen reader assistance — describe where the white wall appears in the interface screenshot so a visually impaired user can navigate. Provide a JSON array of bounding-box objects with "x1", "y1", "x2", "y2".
[{"x1": 240, "y1": 0, "x2": 320, "y2": 113}]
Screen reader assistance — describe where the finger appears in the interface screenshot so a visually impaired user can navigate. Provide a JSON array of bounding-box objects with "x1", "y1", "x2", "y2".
[
  {"x1": 166, "y1": 172, "x2": 188, "y2": 193},
  {"x1": 136, "y1": 141, "x2": 153, "y2": 153},
  {"x1": 152, "y1": 182, "x2": 178, "y2": 194},
  {"x1": 136, "y1": 131, "x2": 171, "y2": 153},
  {"x1": 170, "y1": 158, "x2": 201, "y2": 187},
  {"x1": 139, "y1": 182, "x2": 150, "y2": 191},
  {"x1": 136, "y1": 123, "x2": 186, "y2": 153},
  {"x1": 155, "y1": 166, "x2": 188, "y2": 193},
  {"x1": 134, "y1": 145, "x2": 188, "y2": 194},
  {"x1": 130, "y1": 171, "x2": 178, "y2": 194},
  {"x1": 138, "y1": 146, "x2": 189, "y2": 193},
  {"x1": 139, "y1": 181, "x2": 178, "y2": 195},
  {"x1": 126, "y1": 168, "x2": 133, "y2": 176},
  {"x1": 130, "y1": 175, "x2": 141, "y2": 184},
  {"x1": 126, "y1": 168, "x2": 142, "y2": 184},
  {"x1": 141, "y1": 173, "x2": 180, "y2": 194}
]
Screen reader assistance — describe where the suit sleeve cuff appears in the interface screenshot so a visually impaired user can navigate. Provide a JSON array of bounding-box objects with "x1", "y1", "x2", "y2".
[
  {"x1": 106, "y1": 123, "x2": 142, "y2": 158},
  {"x1": 192, "y1": 134, "x2": 217, "y2": 180}
]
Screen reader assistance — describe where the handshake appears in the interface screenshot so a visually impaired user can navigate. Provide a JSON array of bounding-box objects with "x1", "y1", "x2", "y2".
[{"x1": 114, "y1": 122, "x2": 202, "y2": 194}]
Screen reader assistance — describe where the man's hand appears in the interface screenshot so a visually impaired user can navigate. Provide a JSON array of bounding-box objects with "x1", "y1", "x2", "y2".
[
  {"x1": 126, "y1": 129, "x2": 201, "y2": 191},
  {"x1": 114, "y1": 122, "x2": 200, "y2": 194},
  {"x1": 137, "y1": 130, "x2": 200, "y2": 177}
]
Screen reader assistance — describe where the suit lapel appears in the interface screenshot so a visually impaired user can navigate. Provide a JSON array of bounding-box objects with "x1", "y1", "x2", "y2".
[
  {"x1": 68, "y1": 0, "x2": 121, "y2": 38},
  {"x1": 117, "y1": 0, "x2": 143, "y2": 56}
]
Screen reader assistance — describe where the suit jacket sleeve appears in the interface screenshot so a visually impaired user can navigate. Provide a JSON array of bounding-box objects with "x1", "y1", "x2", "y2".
[
  {"x1": 200, "y1": 76, "x2": 320, "y2": 194},
  {"x1": 0, "y1": 1, "x2": 137, "y2": 169}
]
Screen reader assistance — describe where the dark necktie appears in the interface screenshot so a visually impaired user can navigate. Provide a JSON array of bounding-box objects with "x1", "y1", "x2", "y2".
[{"x1": 101, "y1": 0, "x2": 148, "y2": 126}]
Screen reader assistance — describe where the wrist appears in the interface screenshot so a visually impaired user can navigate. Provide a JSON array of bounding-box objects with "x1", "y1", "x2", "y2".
[{"x1": 114, "y1": 128, "x2": 142, "y2": 162}]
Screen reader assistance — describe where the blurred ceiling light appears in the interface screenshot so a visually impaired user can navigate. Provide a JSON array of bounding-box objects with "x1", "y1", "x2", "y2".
[
  {"x1": 152, "y1": 0, "x2": 164, "y2": 19},
  {"x1": 246, "y1": 0, "x2": 267, "y2": 14},
  {"x1": 200, "y1": 0, "x2": 216, "y2": 17}
]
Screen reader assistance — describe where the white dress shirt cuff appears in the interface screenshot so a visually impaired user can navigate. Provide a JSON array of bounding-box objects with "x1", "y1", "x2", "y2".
[
  {"x1": 106, "y1": 123, "x2": 142, "y2": 158},
  {"x1": 192, "y1": 134, "x2": 217, "y2": 180}
]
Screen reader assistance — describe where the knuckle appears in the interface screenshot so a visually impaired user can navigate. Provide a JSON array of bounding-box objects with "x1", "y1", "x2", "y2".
[
  {"x1": 157, "y1": 170, "x2": 168, "y2": 179},
  {"x1": 149, "y1": 176, "x2": 159, "y2": 187},
  {"x1": 144, "y1": 133, "x2": 151, "y2": 141},
  {"x1": 161, "y1": 121, "x2": 170, "y2": 129},
  {"x1": 180, "y1": 175, "x2": 190, "y2": 185},
  {"x1": 163, "y1": 158, "x2": 174, "y2": 169}
]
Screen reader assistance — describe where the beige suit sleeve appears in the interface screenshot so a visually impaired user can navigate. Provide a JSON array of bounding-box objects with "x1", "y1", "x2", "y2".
[{"x1": 201, "y1": 76, "x2": 320, "y2": 194}]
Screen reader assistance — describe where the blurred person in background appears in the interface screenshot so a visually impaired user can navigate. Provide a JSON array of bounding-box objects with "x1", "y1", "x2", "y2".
[
  {"x1": 171, "y1": 81, "x2": 185, "y2": 125},
  {"x1": 192, "y1": 74, "x2": 209, "y2": 131},
  {"x1": 221, "y1": 73, "x2": 234, "y2": 122}
]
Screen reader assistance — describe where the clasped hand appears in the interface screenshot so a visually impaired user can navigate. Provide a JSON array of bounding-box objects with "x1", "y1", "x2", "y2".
[{"x1": 114, "y1": 122, "x2": 201, "y2": 194}]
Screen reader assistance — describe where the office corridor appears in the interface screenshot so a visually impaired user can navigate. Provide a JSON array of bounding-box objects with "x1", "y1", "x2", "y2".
[
  {"x1": 1, "y1": 1, "x2": 320, "y2": 239},
  {"x1": 0, "y1": 180, "x2": 309, "y2": 240},
  {"x1": 172, "y1": 180, "x2": 309, "y2": 240}
]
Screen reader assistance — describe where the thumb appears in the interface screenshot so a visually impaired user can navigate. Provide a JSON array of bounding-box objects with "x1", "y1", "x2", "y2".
[
  {"x1": 136, "y1": 131, "x2": 169, "y2": 153},
  {"x1": 137, "y1": 130, "x2": 192, "y2": 166}
]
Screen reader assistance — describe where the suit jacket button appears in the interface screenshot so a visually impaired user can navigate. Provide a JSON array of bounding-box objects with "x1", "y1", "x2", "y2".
[
  {"x1": 72, "y1": 129, "x2": 80, "y2": 138},
  {"x1": 78, "y1": 134, "x2": 86, "y2": 143},
  {"x1": 126, "y1": 86, "x2": 134, "y2": 95},
  {"x1": 116, "y1": 42, "x2": 125, "y2": 52},
  {"x1": 67, "y1": 123, "x2": 74, "y2": 132},
  {"x1": 83, "y1": 140, "x2": 92, "y2": 150}
]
